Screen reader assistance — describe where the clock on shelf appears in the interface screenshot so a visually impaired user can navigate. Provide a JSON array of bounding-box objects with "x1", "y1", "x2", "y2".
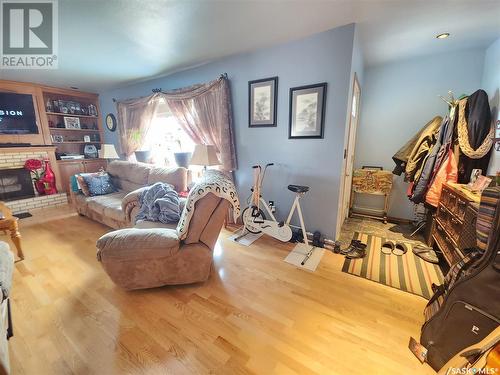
[{"x1": 106, "y1": 113, "x2": 117, "y2": 132}]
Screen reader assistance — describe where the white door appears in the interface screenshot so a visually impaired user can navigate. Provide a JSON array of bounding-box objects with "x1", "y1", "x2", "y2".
[{"x1": 337, "y1": 74, "x2": 361, "y2": 236}]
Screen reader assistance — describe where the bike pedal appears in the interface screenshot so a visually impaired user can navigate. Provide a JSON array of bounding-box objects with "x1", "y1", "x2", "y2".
[{"x1": 278, "y1": 221, "x2": 285, "y2": 227}]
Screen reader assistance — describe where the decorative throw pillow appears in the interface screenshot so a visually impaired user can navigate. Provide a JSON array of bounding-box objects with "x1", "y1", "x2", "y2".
[
  {"x1": 76, "y1": 174, "x2": 91, "y2": 196},
  {"x1": 81, "y1": 172, "x2": 117, "y2": 196}
]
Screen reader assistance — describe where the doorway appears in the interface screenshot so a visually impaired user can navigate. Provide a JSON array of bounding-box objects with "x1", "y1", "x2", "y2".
[{"x1": 336, "y1": 73, "x2": 361, "y2": 238}]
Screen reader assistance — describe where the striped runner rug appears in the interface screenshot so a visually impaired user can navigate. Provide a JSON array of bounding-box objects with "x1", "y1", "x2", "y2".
[{"x1": 341, "y1": 233, "x2": 444, "y2": 299}]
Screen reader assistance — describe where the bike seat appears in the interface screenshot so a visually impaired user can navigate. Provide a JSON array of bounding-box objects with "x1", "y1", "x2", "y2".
[{"x1": 288, "y1": 184, "x2": 309, "y2": 193}]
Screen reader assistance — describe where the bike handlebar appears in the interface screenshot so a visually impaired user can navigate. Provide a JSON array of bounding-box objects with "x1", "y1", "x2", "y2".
[{"x1": 252, "y1": 163, "x2": 274, "y2": 168}]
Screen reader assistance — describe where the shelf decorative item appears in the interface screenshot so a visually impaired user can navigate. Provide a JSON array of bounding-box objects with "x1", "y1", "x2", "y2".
[
  {"x1": 41, "y1": 159, "x2": 57, "y2": 195},
  {"x1": 64, "y1": 116, "x2": 81, "y2": 129},
  {"x1": 88, "y1": 104, "x2": 98, "y2": 117},
  {"x1": 24, "y1": 159, "x2": 45, "y2": 195},
  {"x1": 51, "y1": 134, "x2": 64, "y2": 143},
  {"x1": 52, "y1": 100, "x2": 60, "y2": 112},
  {"x1": 46, "y1": 99, "x2": 53, "y2": 112}
]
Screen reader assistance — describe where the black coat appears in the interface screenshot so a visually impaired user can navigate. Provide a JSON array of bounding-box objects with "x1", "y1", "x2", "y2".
[{"x1": 457, "y1": 89, "x2": 492, "y2": 183}]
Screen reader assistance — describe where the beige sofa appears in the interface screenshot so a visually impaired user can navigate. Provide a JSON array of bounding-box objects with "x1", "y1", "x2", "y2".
[{"x1": 73, "y1": 161, "x2": 189, "y2": 229}]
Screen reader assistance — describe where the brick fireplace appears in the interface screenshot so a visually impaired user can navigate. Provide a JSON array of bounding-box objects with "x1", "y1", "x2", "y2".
[
  {"x1": 0, "y1": 168, "x2": 35, "y2": 201},
  {"x1": 0, "y1": 146, "x2": 67, "y2": 214}
]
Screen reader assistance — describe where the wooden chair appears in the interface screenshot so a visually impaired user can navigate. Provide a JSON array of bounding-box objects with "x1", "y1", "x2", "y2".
[{"x1": 0, "y1": 202, "x2": 24, "y2": 261}]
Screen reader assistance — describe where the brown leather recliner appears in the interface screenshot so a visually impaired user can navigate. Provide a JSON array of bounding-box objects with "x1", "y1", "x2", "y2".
[{"x1": 96, "y1": 193, "x2": 229, "y2": 290}]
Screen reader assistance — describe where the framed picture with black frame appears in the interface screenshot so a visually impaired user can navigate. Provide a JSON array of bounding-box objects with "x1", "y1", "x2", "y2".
[
  {"x1": 289, "y1": 82, "x2": 327, "y2": 139},
  {"x1": 248, "y1": 76, "x2": 278, "y2": 127}
]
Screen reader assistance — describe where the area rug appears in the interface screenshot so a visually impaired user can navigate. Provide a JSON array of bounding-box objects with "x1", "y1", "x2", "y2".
[
  {"x1": 284, "y1": 243, "x2": 325, "y2": 272},
  {"x1": 341, "y1": 233, "x2": 444, "y2": 299}
]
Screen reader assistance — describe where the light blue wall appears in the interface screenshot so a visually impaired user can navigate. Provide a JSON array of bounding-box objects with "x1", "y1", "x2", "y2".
[
  {"x1": 355, "y1": 48, "x2": 485, "y2": 220},
  {"x1": 99, "y1": 24, "x2": 356, "y2": 238},
  {"x1": 482, "y1": 38, "x2": 500, "y2": 175},
  {"x1": 350, "y1": 26, "x2": 364, "y2": 87}
]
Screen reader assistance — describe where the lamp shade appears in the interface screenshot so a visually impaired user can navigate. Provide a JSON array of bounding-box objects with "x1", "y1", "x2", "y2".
[
  {"x1": 99, "y1": 144, "x2": 120, "y2": 159},
  {"x1": 189, "y1": 144, "x2": 220, "y2": 167}
]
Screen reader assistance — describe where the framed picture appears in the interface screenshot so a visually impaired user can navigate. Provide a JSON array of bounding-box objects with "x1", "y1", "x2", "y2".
[
  {"x1": 83, "y1": 135, "x2": 91, "y2": 142},
  {"x1": 64, "y1": 116, "x2": 81, "y2": 129},
  {"x1": 51, "y1": 134, "x2": 63, "y2": 143},
  {"x1": 248, "y1": 76, "x2": 278, "y2": 127},
  {"x1": 289, "y1": 82, "x2": 327, "y2": 139}
]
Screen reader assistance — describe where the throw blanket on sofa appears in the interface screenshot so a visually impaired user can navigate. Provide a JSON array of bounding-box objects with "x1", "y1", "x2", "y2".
[
  {"x1": 136, "y1": 182, "x2": 180, "y2": 224},
  {"x1": 177, "y1": 170, "x2": 240, "y2": 240}
]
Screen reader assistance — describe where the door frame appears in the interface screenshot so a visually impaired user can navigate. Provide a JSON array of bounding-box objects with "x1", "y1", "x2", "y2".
[{"x1": 335, "y1": 73, "x2": 361, "y2": 238}]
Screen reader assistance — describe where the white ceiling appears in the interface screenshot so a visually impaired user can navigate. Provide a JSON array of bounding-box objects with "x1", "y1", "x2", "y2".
[{"x1": 0, "y1": 0, "x2": 498, "y2": 92}]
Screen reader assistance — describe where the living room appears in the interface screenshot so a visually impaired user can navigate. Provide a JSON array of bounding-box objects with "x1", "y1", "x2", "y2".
[{"x1": 0, "y1": 1, "x2": 499, "y2": 374}]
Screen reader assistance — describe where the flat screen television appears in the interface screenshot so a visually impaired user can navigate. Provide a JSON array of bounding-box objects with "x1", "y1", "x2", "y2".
[{"x1": 0, "y1": 92, "x2": 39, "y2": 135}]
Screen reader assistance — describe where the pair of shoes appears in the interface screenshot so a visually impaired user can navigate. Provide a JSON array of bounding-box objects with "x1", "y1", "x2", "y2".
[
  {"x1": 340, "y1": 239, "x2": 366, "y2": 254},
  {"x1": 341, "y1": 239, "x2": 367, "y2": 259},
  {"x1": 381, "y1": 240, "x2": 408, "y2": 256},
  {"x1": 413, "y1": 245, "x2": 439, "y2": 264},
  {"x1": 345, "y1": 247, "x2": 366, "y2": 259}
]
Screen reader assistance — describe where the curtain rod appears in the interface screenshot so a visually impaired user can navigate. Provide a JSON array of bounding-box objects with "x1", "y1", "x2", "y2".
[
  {"x1": 113, "y1": 73, "x2": 229, "y2": 100},
  {"x1": 151, "y1": 72, "x2": 228, "y2": 94}
]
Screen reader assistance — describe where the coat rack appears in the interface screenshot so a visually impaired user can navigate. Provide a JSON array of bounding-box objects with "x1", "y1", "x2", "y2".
[{"x1": 438, "y1": 90, "x2": 457, "y2": 107}]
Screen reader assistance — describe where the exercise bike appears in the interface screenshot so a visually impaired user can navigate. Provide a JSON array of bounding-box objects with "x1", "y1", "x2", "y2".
[{"x1": 236, "y1": 163, "x2": 316, "y2": 265}]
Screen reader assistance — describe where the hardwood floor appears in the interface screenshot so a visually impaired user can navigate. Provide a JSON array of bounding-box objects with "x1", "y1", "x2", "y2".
[{"x1": 3, "y1": 207, "x2": 435, "y2": 374}]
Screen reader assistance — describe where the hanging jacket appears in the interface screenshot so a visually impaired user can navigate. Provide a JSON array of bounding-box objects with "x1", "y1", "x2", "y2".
[
  {"x1": 410, "y1": 116, "x2": 451, "y2": 203},
  {"x1": 456, "y1": 90, "x2": 493, "y2": 183},
  {"x1": 405, "y1": 116, "x2": 442, "y2": 182},
  {"x1": 425, "y1": 149, "x2": 458, "y2": 207},
  {"x1": 422, "y1": 106, "x2": 458, "y2": 201},
  {"x1": 392, "y1": 122, "x2": 429, "y2": 175}
]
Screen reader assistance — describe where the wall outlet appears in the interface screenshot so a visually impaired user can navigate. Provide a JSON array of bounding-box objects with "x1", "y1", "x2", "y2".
[{"x1": 268, "y1": 200, "x2": 276, "y2": 213}]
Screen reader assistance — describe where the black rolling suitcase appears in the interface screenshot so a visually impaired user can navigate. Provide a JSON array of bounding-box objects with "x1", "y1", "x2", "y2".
[{"x1": 418, "y1": 187, "x2": 500, "y2": 371}]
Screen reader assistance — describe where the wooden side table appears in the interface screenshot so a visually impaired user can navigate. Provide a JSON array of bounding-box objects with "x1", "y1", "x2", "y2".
[{"x1": 0, "y1": 203, "x2": 24, "y2": 261}]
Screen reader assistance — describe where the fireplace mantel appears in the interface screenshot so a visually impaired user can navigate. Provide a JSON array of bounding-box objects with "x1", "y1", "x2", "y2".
[{"x1": 0, "y1": 145, "x2": 56, "y2": 153}]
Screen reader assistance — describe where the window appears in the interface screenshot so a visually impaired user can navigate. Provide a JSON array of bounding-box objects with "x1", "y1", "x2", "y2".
[{"x1": 144, "y1": 109, "x2": 195, "y2": 167}]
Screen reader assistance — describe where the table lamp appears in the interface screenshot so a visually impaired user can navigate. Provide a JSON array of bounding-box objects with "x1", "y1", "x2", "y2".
[
  {"x1": 99, "y1": 144, "x2": 120, "y2": 160},
  {"x1": 189, "y1": 144, "x2": 220, "y2": 171}
]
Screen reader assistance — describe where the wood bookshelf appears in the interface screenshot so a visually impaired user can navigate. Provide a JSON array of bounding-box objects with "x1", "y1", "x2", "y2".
[
  {"x1": 40, "y1": 87, "x2": 105, "y2": 192},
  {"x1": 0, "y1": 79, "x2": 106, "y2": 193}
]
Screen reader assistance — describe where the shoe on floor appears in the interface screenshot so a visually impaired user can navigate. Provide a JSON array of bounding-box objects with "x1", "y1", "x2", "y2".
[
  {"x1": 340, "y1": 239, "x2": 367, "y2": 255},
  {"x1": 381, "y1": 240, "x2": 395, "y2": 255},
  {"x1": 345, "y1": 248, "x2": 366, "y2": 259},
  {"x1": 413, "y1": 245, "x2": 439, "y2": 264},
  {"x1": 393, "y1": 242, "x2": 409, "y2": 256}
]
